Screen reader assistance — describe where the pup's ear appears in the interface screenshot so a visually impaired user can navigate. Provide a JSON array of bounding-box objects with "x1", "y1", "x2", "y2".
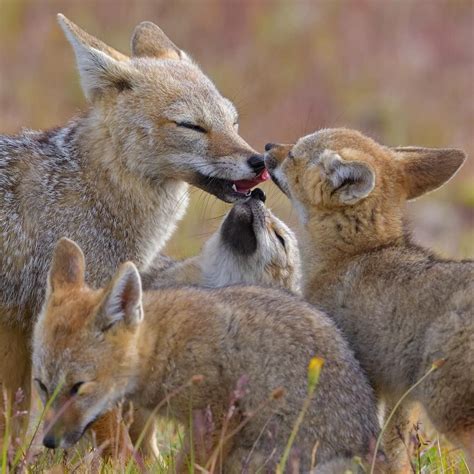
[
  {"x1": 319, "y1": 150, "x2": 375, "y2": 204},
  {"x1": 98, "y1": 262, "x2": 143, "y2": 331},
  {"x1": 393, "y1": 147, "x2": 466, "y2": 200},
  {"x1": 131, "y1": 21, "x2": 187, "y2": 60},
  {"x1": 49, "y1": 238, "x2": 85, "y2": 293},
  {"x1": 58, "y1": 14, "x2": 137, "y2": 101}
]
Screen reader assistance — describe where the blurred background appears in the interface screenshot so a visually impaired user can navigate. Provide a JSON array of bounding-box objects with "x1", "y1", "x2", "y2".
[{"x1": 1, "y1": 0, "x2": 473, "y2": 259}]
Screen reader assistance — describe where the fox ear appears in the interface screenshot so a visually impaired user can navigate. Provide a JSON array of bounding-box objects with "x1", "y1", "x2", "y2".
[
  {"x1": 58, "y1": 14, "x2": 137, "y2": 101},
  {"x1": 131, "y1": 21, "x2": 186, "y2": 60},
  {"x1": 49, "y1": 238, "x2": 85, "y2": 292},
  {"x1": 57, "y1": 14, "x2": 128, "y2": 61},
  {"x1": 98, "y1": 262, "x2": 143, "y2": 331},
  {"x1": 393, "y1": 147, "x2": 466, "y2": 200},
  {"x1": 318, "y1": 150, "x2": 375, "y2": 204}
]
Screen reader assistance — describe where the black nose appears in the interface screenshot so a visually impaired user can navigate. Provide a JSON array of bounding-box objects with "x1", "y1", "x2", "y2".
[
  {"x1": 265, "y1": 143, "x2": 277, "y2": 152},
  {"x1": 251, "y1": 188, "x2": 266, "y2": 203},
  {"x1": 43, "y1": 433, "x2": 58, "y2": 449},
  {"x1": 247, "y1": 154, "x2": 265, "y2": 174}
]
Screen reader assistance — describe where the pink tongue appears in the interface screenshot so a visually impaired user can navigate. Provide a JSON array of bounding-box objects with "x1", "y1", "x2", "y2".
[{"x1": 233, "y1": 169, "x2": 270, "y2": 193}]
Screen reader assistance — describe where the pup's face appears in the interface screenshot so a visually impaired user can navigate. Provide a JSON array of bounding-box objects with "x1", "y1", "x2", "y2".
[
  {"x1": 201, "y1": 189, "x2": 301, "y2": 292},
  {"x1": 33, "y1": 239, "x2": 143, "y2": 449},
  {"x1": 265, "y1": 128, "x2": 465, "y2": 223}
]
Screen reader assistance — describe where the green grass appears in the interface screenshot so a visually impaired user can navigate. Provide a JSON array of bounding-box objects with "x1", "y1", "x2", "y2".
[{"x1": 1, "y1": 362, "x2": 470, "y2": 474}]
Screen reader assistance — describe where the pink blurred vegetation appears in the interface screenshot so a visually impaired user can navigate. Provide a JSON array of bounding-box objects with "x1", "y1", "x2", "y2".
[{"x1": 1, "y1": 0, "x2": 473, "y2": 259}]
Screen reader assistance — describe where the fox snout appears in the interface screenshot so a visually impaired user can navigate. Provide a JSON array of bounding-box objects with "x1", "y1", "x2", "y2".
[
  {"x1": 264, "y1": 143, "x2": 293, "y2": 169},
  {"x1": 42, "y1": 401, "x2": 85, "y2": 449},
  {"x1": 247, "y1": 154, "x2": 266, "y2": 174}
]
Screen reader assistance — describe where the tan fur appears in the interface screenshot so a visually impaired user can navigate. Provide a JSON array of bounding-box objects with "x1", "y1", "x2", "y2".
[
  {"x1": 265, "y1": 128, "x2": 473, "y2": 470},
  {"x1": 0, "y1": 14, "x2": 263, "y2": 445},
  {"x1": 33, "y1": 238, "x2": 382, "y2": 472}
]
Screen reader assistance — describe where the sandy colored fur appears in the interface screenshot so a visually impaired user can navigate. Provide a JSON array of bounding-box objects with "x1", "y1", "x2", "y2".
[
  {"x1": 33, "y1": 239, "x2": 381, "y2": 472},
  {"x1": 265, "y1": 128, "x2": 474, "y2": 470},
  {"x1": 0, "y1": 15, "x2": 261, "y2": 444}
]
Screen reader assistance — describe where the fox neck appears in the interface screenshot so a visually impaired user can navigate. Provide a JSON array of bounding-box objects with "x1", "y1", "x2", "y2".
[
  {"x1": 72, "y1": 110, "x2": 189, "y2": 264},
  {"x1": 299, "y1": 201, "x2": 405, "y2": 287}
]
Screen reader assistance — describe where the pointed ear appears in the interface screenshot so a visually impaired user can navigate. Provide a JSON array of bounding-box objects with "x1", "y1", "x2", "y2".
[
  {"x1": 49, "y1": 238, "x2": 85, "y2": 292},
  {"x1": 57, "y1": 14, "x2": 129, "y2": 61},
  {"x1": 58, "y1": 14, "x2": 137, "y2": 101},
  {"x1": 393, "y1": 147, "x2": 466, "y2": 200},
  {"x1": 319, "y1": 150, "x2": 375, "y2": 204},
  {"x1": 131, "y1": 21, "x2": 186, "y2": 60},
  {"x1": 97, "y1": 263, "x2": 143, "y2": 331}
]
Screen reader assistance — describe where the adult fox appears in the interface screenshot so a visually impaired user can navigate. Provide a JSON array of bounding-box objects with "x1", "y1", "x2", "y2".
[{"x1": 0, "y1": 15, "x2": 266, "y2": 444}]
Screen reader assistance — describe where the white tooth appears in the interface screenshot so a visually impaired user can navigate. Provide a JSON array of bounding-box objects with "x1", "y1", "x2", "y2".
[{"x1": 232, "y1": 184, "x2": 238, "y2": 192}]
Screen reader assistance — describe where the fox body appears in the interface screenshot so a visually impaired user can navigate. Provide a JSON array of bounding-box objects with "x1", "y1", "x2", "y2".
[
  {"x1": 143, "y1": 189, "x2": 301, "y2": 293},
  {"x1": 0, "y1": 15, "x2": 265, "y2": 438},
  {"x1": 33, "y1": 238, "x2": 380, "y2": 472},
  {"x1": 265, "y1": 128, "x2": 474, "y2": 469}
]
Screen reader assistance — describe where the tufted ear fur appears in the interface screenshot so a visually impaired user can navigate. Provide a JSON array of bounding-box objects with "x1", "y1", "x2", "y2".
[
  {"x1": 319, "y1": 149, "x2": 375, "y2": 204},
  {"x1": 393, "y1": 147, "x2": 466, "y2": 200},
  {"x1": 49, "y1": 238, "x2": 85, "y2": 293},
  {"x1": 58, "y1": 14, "x2": 137, "y2": 101},
  {"x1": 131, "y1": 21, "x2": 187, "y2": 60},
  {"x1": 97, "y1": 262, "x2": 143, "y2": 332}
]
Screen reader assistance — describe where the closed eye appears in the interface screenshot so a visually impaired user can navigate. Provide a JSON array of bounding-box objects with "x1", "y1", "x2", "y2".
[
  {"x1": 175, "y1": 121, "x2": 207, "y2": 133},
  {"x1": 70, "y1": 382, "x2": 85, "y2": 396},
  {"x1": 274, "y1": 231, "x2": 286, "y2": 249},
  {"x1": 34, "y1": 378, "x2": 48, "y2": 395}
]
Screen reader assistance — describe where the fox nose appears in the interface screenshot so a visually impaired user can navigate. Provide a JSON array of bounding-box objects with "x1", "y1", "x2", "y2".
[
  {"x1": 247, "y1": 154, "x2": 266, "y2": 174},
  {"x1": 265, "y1": 143, "x2": 277, "y2": 152},
  {"x1": 43, "y1": 433, "x2": 59, "y2": 449},
  {"x1": 251, "y1": 188, "x2": 266, "y2": 202}
]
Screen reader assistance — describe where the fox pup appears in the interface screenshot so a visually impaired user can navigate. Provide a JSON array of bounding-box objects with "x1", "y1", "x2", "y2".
[
  {"x1": 0, "y1": 15, "x2": 265, "y2": 441},
  {"x1": 33, "y1": 238, "x2": 381, "y2": 472},
  {"x1": 143, "y1": 188, "x2": 301, "y2": 293},
  {"x1": 265, "y1": 128, "x2": 474, "y2": 469}
]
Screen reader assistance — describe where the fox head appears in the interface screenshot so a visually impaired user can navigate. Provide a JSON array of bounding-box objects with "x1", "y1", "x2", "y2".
[
  {"x1": 200, "y1": 188, "x2": 301, "y2": 292},
  {"x1": 264, "y1": 129, "x2": 465, "y2": 243},
  {"x1": 58, "y1": 15, "x2": 267, "y2": 202},
  {"x1": 33, "y1": 238, "x2": 143, "y2": 449}
]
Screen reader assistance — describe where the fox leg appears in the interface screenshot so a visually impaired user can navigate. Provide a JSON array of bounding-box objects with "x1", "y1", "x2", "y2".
[
  {"x1": 0, "y1": 320, "x2": 31, "y2": 444},
  {"x1": 445, "y1": 428, "x2": 474, "y2": 470},
  {"x1": 382, "y1": 400, "x2": 416, "y2": 474},
  {"x1": 90, "y1": 407, "x2": 134, "y2": 461},
  {"x1": 175, "y1": 409, "x2": 238, "y2": 473},
  {"x1": 128, "y1": 405, "x2": 159, "y2": 459}
]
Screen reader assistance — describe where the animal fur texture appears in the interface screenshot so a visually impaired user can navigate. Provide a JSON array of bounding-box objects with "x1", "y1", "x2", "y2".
[
  {"x1": 0, "y1": 14, "x2": 264, "y2": 441},
  {"x1": 143, "y1": 189, "x2": 301, "y2": 293},
  {"x1": 33, "y1": 238, "x2": 382, "y2": 472},
  {"x1": 265, "y1": 128, "x2": 474, "y2": 470}
]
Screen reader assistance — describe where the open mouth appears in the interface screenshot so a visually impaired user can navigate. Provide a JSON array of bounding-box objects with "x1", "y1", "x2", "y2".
[{"x1": 194, "y1": 169, "x2": 270, "y2": 203}]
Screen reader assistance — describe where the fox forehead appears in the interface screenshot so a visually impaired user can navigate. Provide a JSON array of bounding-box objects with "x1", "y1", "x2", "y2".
[
  {"x1": 131, "y1": 58, "x2": 237, "y2": 122},
  {"x1": 294, "y1": 128, "x2": 382, "y2": 161},
  {"x1": 40, "y1": 288, "x2": 102, "y2": 342}
]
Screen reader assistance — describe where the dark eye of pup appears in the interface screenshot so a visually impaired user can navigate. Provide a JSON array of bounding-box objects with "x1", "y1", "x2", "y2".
[
  {"x1": 70, "y1": 381, "x2": 85, "y2": 396},
  {"x1": 175, "y1": 121, "x2": 207, "y2": 133},
  {"x1": 274, "y1": 231, "x2": 286, "y2": 249},
  {"x1": 34, "y1": 378, "x2": 48, "y2": 394}
]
